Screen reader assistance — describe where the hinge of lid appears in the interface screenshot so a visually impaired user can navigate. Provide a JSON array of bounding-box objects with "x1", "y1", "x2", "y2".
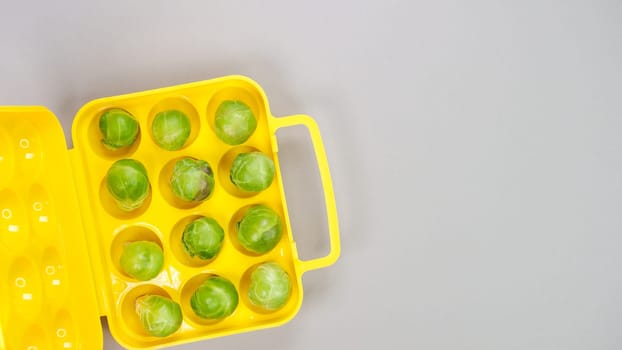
[{"x1": 68, "y1": 148, "x2": 110, "y2": 317}]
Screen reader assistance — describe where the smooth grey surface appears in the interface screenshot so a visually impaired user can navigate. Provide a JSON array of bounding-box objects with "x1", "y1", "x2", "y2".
[{"x1": 2, "y1": 0, "x2": 622, "y2": 349}]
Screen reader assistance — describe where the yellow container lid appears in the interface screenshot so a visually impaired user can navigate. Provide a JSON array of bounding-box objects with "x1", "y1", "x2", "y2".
[
  {"x1": 0, "y1": 107, "x2": 103, "y2": 350},
  {"x1": 0, "y1": 76, "x2": 340, "y2": 349}
]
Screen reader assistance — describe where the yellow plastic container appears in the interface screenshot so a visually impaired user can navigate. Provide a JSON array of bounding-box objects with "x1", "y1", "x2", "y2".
[{"x1": 0, "y1": 75, "x2": 340, "y2": 349}]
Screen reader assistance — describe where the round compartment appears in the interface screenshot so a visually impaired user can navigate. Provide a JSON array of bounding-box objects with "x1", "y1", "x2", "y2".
[
  {"x1": 0, "y1": 128, "x2": 15, "y2": 188},
  {"x1": 170, "y1": 215, "x2": 224, "y2": 268},
  {"x1": 205, "y1": 85, "x2": 266, "y2": 145},
  {"x1": 147, "y1": 97, "x2": 200, "y2": 151},
  {"x1": 21, "y1": 324, "x2": 51, "y2": 350},
  {"x1": 28, "y1": 184, "x2": 56, "y2": 239},
  {"x1": 228, "y1": 204, "x2": 284, "y2": 257},
  {"x1": 218, "y1": 146, "x2": 273, "y2": 198},
  {"x1": 53, "y1": 309, "x2": 78, "y2": 349},
  {"x1": 41, "y1": 247, "x2": 68, "y2": 306},
  {"x1": 110, "y1": 225, "x2": 164, "y2": 281},
  {"x1": 8, "y1": 257, "x2": 42, "y2": 321},
  {"x1": 87, "y1": 108, "x2": 142, "y2": 159},
  {"x1": 158, "y1": 157, "x2": 215, "y2": 209},
  {"x1": 10, "y1": 121, "x2": 43, "y2": 178},
  {"x1": 0, "y1": 189, "x2": 30, "y2": 251},
  {"x1": 99, "y1": 173, "x2": 152, "y2": 220},
  {"x1": 119, "y1": 284, "x2": 176, "y2": 338},
  {"x1": 239, "y1": 261, "x2": 297, "y2": 315},
  {"x1": 179, "y1": 273, "x2": 238, "y2": 326}
]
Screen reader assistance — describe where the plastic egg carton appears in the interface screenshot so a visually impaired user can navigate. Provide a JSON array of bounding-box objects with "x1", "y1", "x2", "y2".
[{"x1": 0, "y1": 75, "x2": 340, "y2": 349}]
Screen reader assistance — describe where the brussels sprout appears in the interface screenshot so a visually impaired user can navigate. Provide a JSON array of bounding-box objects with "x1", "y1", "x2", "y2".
[
  {"x1": 99, "y1": 109, "x2": 139, "y2": 150},
  {"x1": 237, "y1": 205, "x2": 282, "y2": 254},
  {"x1": 248, "y1": 262, "x2": 292, "y2": 311},
  {"x1": 170, "y1": 158, "x2": 215, "y2": 202},
  {"x1": 152, "y1": 110, "x2": 191, "y2": 151},
  {"x1": 214, "y1": 100, "x2": 257, "y2": 145},
  {"x1": 230, "y1": 152, "x2": 275, "y2": 192},
  {"x1": 120, "y1": 241, "x2": 164, "y2": 281},
  {"x1": 190, "y1": 276, "x2": 238, "y2": 320},
  {"x1": 182, "y1": 217, "x2": 224, "y2": 260},
  {"x1": 135, "y1": 295, "x2": 182, "y2": 337},
  {"x1": 106, "y1": 159, "x2": 150, "y2": 211}
]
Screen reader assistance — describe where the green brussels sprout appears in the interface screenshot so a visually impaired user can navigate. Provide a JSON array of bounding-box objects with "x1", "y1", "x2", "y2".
[
  {"x1": 170, "y1": 158, "x2": 214, "y2": 202},
  {"x1": 106, "y1": 159, "x2": 150, "y2": 211},
  {"x1": 214, "y1": 100, "x2": 257, "y2": 145},
  {"x1": 151, "y1": 110, "x2": 191, "y2": 151},
  {"x1": 230, "y1": 152, "x2": 275, "y2": 192},
  {"x1": 120, "y1": 241, "x2": 164, "y2": 281},
  {"x1": 248, "y1": 262, "x2": 292, "y2": 311},
  {"x1": 135, "y1": 295, "x2": 182, "y2": 337},
  {"x1": 190, "y1": 276, "x2": 238, "y2": 320},
  {"x1": 182, "y1": 217, "x2": 224, "y2": 260},
  {"x1": 99, "y1": 109, "x2": 139, "y2": 150},
  {"x1": 237, "y1": 205, "x2": 283, "y2": 254}
]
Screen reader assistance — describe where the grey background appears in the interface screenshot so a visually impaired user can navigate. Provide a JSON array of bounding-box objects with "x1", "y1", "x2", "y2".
[{"x1": 2, "y1": 0, "x2": 621, "y2": 349}]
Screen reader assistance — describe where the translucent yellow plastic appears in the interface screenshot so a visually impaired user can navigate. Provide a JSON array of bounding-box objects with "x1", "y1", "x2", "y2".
[{"x1": 0, "y1": 75, "x2": 340, "y2": 349}]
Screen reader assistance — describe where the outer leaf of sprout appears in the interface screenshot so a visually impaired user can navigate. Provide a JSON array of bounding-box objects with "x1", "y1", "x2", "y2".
[
  {"x1": 99, "y1": 109, "x2": 139, "y2": 150},
  {"x1": 182, "y1": 217, "x2": 224, "y2": 260},
  {"x1": 214, "y1": 100, "x2": 257, "y2": 145},
  {"x1": 120, "y1": 241, "x2": 164, "y2": 281},
  {"x1": 170, "y1": 158, "x2": 214, "y2": 202},
  {"x1": 152, "y1": 110, "x2": 191, "y2": 151},
  {"x1": 190, "y1": 276, "x2": 239, "y2": 319},
  {"x1": 135, "y1": 295, "x2": 182, "y2": 337},
  {"x1": 237, "y1": 205, "x2": 283, "y2": 254},
  {"x1": 230, "y1": 152, "x2": 275, "y2": 192},
  {"x1": 106, "y1": 159, "x2": 150, "y2": 211},
  {"x1": 248, "y1": 262, "x2": 292, "y2": 311}
]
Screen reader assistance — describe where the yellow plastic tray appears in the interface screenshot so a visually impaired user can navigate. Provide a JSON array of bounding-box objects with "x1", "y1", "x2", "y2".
[{"x1": 0, "y1": 75, "x2": 340, "y2": 349}]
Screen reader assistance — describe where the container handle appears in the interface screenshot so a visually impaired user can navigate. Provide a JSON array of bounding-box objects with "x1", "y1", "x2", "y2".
[{"x1": 270, "y1": 114, "x2": 341, "y2": 274}]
